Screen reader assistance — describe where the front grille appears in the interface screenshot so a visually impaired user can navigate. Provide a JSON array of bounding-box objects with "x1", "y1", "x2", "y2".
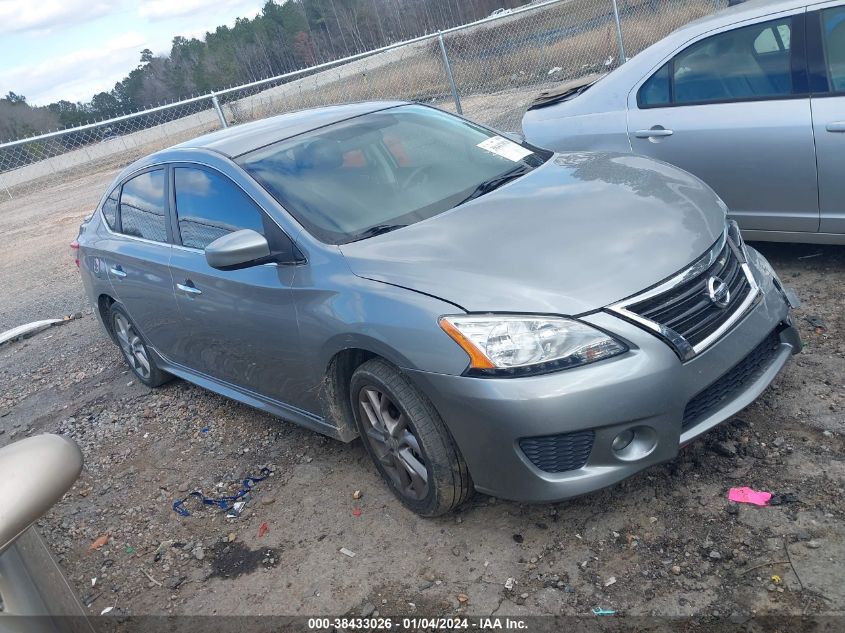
[
  {"x1": 682, "y1": 328, "x2": 782, "y2": 430},
  {"x1": 626, "y1": 240, "x2": 752, "y2": 351},
  {"x1": 519, "y1": 430, "x2": 594, "y2": 473}
]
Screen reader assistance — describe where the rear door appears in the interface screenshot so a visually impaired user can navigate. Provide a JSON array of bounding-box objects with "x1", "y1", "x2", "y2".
[
  {"x1": 166, "y1": 165, "x2": 313, "y2": 410},
  {"x1": 626, "y1": 10, "x2": 819, "y2": 233},
  {"x1": 809, "y1": 3, "x2": 845, "y2": 235},
  {"x1": 104, "y1": 168, "x2": 180, "y2": 354}
]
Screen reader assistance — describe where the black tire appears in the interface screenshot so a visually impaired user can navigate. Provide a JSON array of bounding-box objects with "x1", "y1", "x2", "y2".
[
  {"x1": 108, "y1": 302, "x2": 171, "y2": 388},
  {"x1": 350, "y1": 358, "x2": 472, "y2": 516}
]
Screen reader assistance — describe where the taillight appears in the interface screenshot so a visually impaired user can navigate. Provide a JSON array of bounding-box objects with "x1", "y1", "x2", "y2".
[{"x1": 70, "y1": 240, "x2": 80, "y2": 268}]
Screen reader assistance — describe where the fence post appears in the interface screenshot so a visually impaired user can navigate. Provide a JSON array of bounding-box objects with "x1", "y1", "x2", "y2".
[
  {"x1": 210, "y1": 91, "x2": 228, "y2": 128},
  {"x1": 437, "y1": 31, "x2": 463, "y2": 115},
  {"x1": 610, "y1": 0, "x2": 627, "y2": 64}
]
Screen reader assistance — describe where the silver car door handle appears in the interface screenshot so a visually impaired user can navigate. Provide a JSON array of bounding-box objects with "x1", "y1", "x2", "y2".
[
  {"x1": 634, "y1": 128, "x2": 674, "y2": 138},
  {"x1": 826, "y1": 121, "x2": 845, "y2": 133},
  {"x1": 176, "y1": 283, "x2": 202, "y2": 296},
  {"x1": 109, "y1": 266, "x2": 127, "y2": 278}
]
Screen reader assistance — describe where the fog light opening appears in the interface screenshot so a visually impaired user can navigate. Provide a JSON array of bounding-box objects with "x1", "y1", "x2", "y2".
[
  {"x1": 612, "y1": 429, "x2": 635, "y2": 452},
  {"x1": 611, "y1": 426, "x2": 658, "y2": 462}
]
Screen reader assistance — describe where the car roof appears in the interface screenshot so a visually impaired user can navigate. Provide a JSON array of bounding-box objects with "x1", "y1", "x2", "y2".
[
  {"x1": 173, "y1": 101, "x2": 407, "y2": 158},
  {"x1": 676, "y1": 0, "x2": 828, "y2": 37}
]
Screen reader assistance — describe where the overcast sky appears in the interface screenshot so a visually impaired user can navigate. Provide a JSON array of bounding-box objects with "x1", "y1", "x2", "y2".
[{"x1": 0, "y1": 0, "x2": 269, "y2": 106}]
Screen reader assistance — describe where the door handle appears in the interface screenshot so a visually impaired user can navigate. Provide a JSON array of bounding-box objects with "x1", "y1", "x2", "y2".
[
  {"x1": 176, "y1": 282, "x2": 202, "y2": 296},
  {"x1": 109, "y1": 266, "x2": 127, "y2": 278},
  {"x1": 635, "y1": 127, "x2": 674, "y2": 138},
  {"x1": 826, "y1": 121, "x2": 845, "y2": 133}
]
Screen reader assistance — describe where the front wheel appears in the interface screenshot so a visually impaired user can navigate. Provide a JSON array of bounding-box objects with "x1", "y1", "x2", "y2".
[{"x1": 350, "y1": 358, "x2": 472, "y2": 516}]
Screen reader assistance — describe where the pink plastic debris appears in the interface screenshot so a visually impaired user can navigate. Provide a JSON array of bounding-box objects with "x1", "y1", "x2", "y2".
[{"x1": 728, "y1": 487, "x2": 772, "y2": 506}]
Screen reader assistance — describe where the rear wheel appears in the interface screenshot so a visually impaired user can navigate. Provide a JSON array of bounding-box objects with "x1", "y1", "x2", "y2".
[
  {"x1": 109, "y1": 303, "x2": 170, "y2": 388},
  {"x1": 350, "y1": 358, "x2": 471, "y2": 516}
]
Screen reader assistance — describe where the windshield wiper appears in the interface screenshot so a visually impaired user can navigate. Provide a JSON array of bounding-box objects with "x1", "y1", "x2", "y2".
[
  {"x1": 455, "y1": 164, "x2": 532, "y2": 207},
  {"x1": 350, "y1": 223, "x2": 407, "y2": 242}
]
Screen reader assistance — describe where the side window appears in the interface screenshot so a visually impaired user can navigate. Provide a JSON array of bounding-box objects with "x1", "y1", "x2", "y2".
[
  {"x1": 640, "y1": 17, "x2": 795, "y2": 108},
  {"x1": 102, "y1": 187, "x2": 119, "y2": 229},
  {"x1": 174, "y1": 167, "x2": 266, "y2": 250},
  {"x1": 821, "y1": 6, "x2": 845, "y2": 93},
  {"x1": 119, "y1": 170, "x2": 168, "y2": 242},
  {"x1": 638, "y1": 63, "x2": 671, "y2": 107},
  {"x1": 673, "y1": 17, "x2": 792, "y2": 104}
]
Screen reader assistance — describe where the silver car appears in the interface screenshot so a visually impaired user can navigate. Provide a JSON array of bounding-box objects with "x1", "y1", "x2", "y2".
[
  {"x1": 0, "y1": 435, "x2": 89, "y2": 631},
  {"x1": 522, "y1": 0, "x2": 845, "y2": 244},
  {"x1": 77, "y1": 102, "x2": 800, "y2": 516}
]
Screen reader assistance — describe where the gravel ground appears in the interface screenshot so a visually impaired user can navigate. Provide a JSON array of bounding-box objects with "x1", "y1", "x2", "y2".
[{"x1": 0, "y1": 242, "x2": 842, "y2": 622}]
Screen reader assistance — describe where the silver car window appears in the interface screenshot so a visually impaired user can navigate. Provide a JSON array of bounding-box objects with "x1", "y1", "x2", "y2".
[
  {"x1": 672, "y1": 17, "x2": 792, "y2": 104},
  {"x1": 639, "y1": 63, "x2": 671, "y2": 107},
  {"x1": 821, "y1": 6, "x2": 845, "y2": 93},
  {"x1": 640, "y1": 16, "x2": 796, "y2": 108}
]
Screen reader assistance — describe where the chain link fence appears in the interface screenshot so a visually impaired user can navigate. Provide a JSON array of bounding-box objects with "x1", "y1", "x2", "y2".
[{"x1": 0, "y1": 0, "x2": 726, "y2": 334}]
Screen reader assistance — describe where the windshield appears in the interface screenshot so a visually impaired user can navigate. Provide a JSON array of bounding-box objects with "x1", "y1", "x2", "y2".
[{"x1": 237, "y1": 104, "x2": 550, "y2": 244}]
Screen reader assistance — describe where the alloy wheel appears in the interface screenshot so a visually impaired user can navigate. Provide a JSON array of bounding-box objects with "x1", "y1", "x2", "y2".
[
  {"x1": 113, "y1": 313, "x2": 151, "y2": 380},
  {"x1": 358, "y1": 386, "x2": 429, "y2": 500}
]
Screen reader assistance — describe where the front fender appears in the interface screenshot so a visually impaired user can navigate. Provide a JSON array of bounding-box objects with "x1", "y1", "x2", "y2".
[
  {"x1": 289, "y1": 247, "x2": 472, "y2": 424},
  {"x1": 300, "y1": 275, "x2": 471, "y2": 377}
]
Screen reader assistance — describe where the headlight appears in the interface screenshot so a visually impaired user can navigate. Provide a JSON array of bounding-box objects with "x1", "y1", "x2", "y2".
[{"x1": 439, "y1": 315, "x2": 628, "y2": 377}]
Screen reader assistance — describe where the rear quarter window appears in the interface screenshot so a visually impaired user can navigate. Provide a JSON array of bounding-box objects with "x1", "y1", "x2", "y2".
[
  {"x1": 638, "y1": 63, "x2": 671, "y2": 107},
  {"x1": 102, "y1": 187, "x2": 119, "y2": 229}
]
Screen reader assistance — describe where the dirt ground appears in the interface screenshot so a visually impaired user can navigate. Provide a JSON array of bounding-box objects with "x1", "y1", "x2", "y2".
[{"x1": 0, "y1": 241, "x2": 842, "y2": 623}]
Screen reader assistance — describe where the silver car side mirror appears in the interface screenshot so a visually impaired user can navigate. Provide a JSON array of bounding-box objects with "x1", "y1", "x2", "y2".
[
  {"x1": 205, "y1": 229, "x2": 272, "y2": 270},
  {"x1": 0, "y1": 435, "x2": 83, "y2": 555}
]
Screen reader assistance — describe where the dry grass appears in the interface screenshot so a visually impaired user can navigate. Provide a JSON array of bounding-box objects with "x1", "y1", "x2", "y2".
[{"x1": 230, "y1": 0, "x2": 724, "y2": 128}]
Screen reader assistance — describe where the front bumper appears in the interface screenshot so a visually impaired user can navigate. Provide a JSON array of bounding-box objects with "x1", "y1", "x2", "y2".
[{"x1": 406, "y1": 247, "x2": 800, "y2": 502}]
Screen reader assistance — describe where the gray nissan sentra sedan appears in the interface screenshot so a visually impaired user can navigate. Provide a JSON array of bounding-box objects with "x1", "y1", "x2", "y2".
[{"x1": 76, "y1": 102, "x2": 801, "y2": 516}]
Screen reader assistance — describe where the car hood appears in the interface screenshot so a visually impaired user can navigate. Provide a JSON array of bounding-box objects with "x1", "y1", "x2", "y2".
[{"x1": 339, "y1": 152, "x2": 726, "y2": 314}]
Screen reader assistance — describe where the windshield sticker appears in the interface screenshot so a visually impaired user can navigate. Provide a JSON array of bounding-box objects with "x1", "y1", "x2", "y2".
[{"x1": 477, "y1": 136, "x2": 533, "y2": 162}]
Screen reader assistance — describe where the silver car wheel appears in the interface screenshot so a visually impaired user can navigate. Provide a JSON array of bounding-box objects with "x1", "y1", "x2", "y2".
[
  {"x1": 113, "y1": 313, "x2": 151, "y2": 380},
  {"x1": 358, "y1": 387, "x2": 429, "y2": 501}
]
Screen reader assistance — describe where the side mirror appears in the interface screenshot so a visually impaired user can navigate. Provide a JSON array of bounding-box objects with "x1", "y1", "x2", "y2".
[
  {"x1": 0, "y1": 435, "x2": 83, "y2": 555},
  {"x1": 205, "y1": 229, "x2": 272, "y2": 270}
]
